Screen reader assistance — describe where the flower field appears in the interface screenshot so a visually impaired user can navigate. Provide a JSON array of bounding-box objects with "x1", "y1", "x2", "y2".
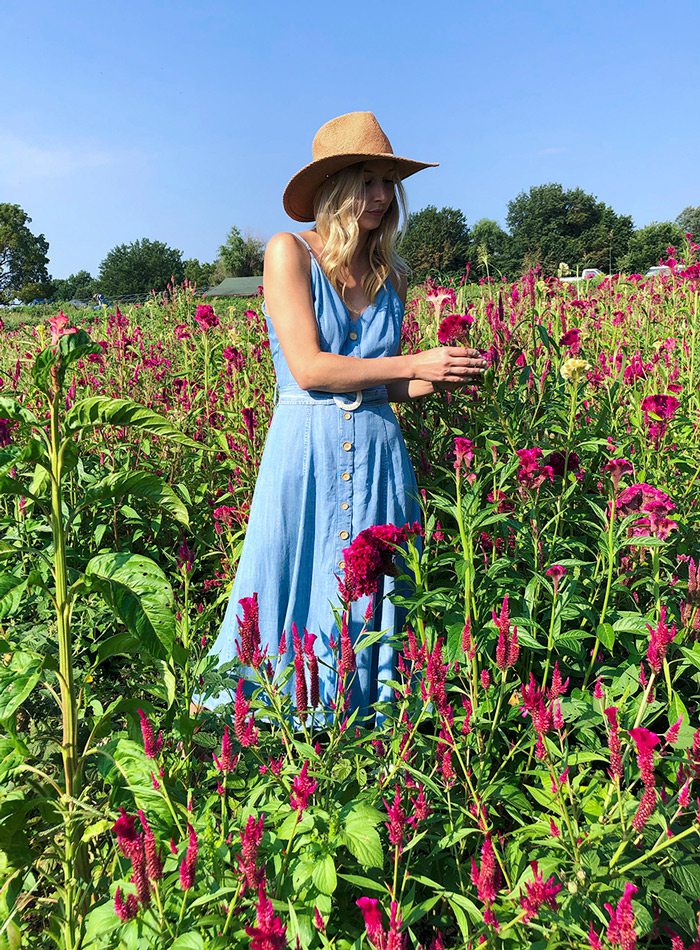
[{"x1": 1, "y1": 245, "x2": 700, "y2": 949}]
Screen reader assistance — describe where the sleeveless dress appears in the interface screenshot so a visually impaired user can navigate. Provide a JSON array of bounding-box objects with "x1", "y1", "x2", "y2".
[{"x1": 204, "y1": 233, "x2": 422, "y2": 724}]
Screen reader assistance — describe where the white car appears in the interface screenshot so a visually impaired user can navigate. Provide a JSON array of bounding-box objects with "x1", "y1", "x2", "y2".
[
  {"x1": 560, "y1": 268, "x2": 605, "y2": 283},
  {"x1": 644, "y1": 264, "x2": 685, "y2": 277}
]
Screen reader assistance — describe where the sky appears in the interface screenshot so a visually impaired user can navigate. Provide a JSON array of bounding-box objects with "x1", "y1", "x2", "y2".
[{"x1": 2, "y1": 0, "x2": 699, "y2": 279}]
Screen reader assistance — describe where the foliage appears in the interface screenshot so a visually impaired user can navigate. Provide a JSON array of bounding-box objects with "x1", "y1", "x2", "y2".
[
  {"x1": 183, "y1": 258, "x2": 217, "y2": 289},
  {"x1": 51, "y1": 269, "x2": 102, "y2": 303},
  {"x1": 215, "y1": 226, "x2": 265, "y2": 279},
  {"x1": 505, "y1": 183, "x2": 634, "y2": 276},
  {"x1": 0, "y1": 203, "x2": 51, "y2": 304},
  {"x1": 470, "y1": 218, "x2": 511, "y2": 280},
  {"x1": 618, "y1": 222, "x2": 686, "y2": 275},
  {"x1": 98, "y1": 238, "x2": 185, "y2": 296},
  {"x1": 1, "y1": 250, "x2": 700, "y2": 947},
  {"x1": 676, "y1": 206, "x2": 700, "y2": 240},
  {"x1": 399, "y1": 205, "x2": 471, "y2": 284}
]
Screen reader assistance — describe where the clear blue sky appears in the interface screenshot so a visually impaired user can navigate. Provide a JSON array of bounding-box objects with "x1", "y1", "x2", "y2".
[{"x1": 2, "y1": 0, "x2": 699, "y2": 279}]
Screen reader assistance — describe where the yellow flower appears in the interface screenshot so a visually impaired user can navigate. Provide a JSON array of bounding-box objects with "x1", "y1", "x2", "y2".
[{"x1": 560, "y1": 358, "x2": 591, "y2": 384}]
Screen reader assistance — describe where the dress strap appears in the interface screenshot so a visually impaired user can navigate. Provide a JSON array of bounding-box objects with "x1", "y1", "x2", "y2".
[{"x1": 288, "y1": 232, "x2": 314, "y2": 257}]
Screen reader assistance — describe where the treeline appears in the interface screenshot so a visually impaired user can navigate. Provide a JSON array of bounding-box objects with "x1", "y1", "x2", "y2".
[{"x1": 2, "y1": 185, "x2": 699, "y2": 304}]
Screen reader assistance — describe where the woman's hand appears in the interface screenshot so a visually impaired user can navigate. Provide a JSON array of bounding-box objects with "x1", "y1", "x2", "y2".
[{"x1": 411, "y1": 346, "x2": 487, "y2": 384}]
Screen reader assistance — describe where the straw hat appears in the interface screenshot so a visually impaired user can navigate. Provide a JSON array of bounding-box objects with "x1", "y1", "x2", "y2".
[{"x1": 282, "y1": 111, "x2": 439, "y2": 222}]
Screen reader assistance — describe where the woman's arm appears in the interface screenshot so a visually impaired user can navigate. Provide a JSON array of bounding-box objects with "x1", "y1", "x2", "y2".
[
  {"x1": 385, "y1": 271, "x2": 484, "y2": 403},
  {"x1": 263, "y1": 233, "x2": 485, "y2": 392}
]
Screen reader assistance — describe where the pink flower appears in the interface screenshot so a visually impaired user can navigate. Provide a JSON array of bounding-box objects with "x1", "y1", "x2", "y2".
[
  {"x1": 493, "y1": 595, "x2": 519, "y2": 670},
  {"x1": 646, "y1": 606, "x2": 677, "y2": 673},
  {"x1": 437, "y1": 312, "x2": 474, "y2": 344},
  {"x1": 629, "y1": 727, "x2": 660, "y2": 786},
  {"x1": 453, "y1": 437, "x2": 475, "y2": 472},
  {"x1": 48, "y1": 310, "x2": 78, "y2": 345},
  {"x1": 194, "y1": 303, "x2": 220, "y2": 331},
  {"x1": 114, "y1": 886, "x2": 139, "y2": 921},
  {"x1": 604, "y1": 457, "x2": 634, "y2": 492},
  {"x1": 338, "y1": 615, "x2": 356, "y2": 678},
  {"x1": 470, "y1": 835, "x2": 501, "y2": 907},
  {"x1": 238, "y1": 814, "x2": 264, "y2": 894},
  {"x1": 213, "y1": 725, "x2": 237, "y2": 773},
  {"x1": 546, "y1": 564, "x2": 567, "y2": 596},
  {"x1": 604, "y1": 882, "x2": 638, "y2": 949},
  {"x1": 137, "y1": 810, "x2": 163, "y2": 883},
  {"x1": 340, "y1": 523, "x2": 414, "y2": 602},
  {"x1": 519, "y1": 861, "x2": 562, "y2": 922},
  {"x1": 356, "y1": 897, "x2": 386, "y2": 948},
  {"x1": 235, "y1": 593, "x2": 264, "y2": 668},
  {"x1": 383, "y1": 786, "x2": 407, "y2": 854},
  {"x1": 604, "y1": 707, "x2": 623, "y2": 780},
  {"x1": 246, "y1": 880, "x2": 287, "y2": 950},
  {"x1": 290, "y1": 760, "x2": 317, "y2": 813},
  {"x1": 234, "y1": 679, "x2": 258, "y2": 748},
  {"x1": 641, "y1": 393, "x2": 679, "y2": 421},
  {"x1": 137, "y1": 709, "x2": 163, "y2": 759},
  {"x1": 292, "y1": 624, "x2": 308, "y2": 716},
  {"x1": 303, "y1": 630, "x2": 320, "y2": 708},
  {"x1": 666, "y1": 716, "x2": 683, "y2": 746},
  {"x1": 179, "y1": 823, "x2": 198, "y2": 890}
]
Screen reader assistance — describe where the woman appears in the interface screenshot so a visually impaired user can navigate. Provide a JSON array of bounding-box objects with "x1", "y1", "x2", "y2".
[{"x1": 201, "y1": 111, "x2": 486, "y2": 725}]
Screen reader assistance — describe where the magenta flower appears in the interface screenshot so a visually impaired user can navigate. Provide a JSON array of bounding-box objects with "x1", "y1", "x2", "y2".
[
  {"x1": 303, "y1": 630, "x2": 320, "y2": 708},
  {"x1": 114, "y1": 886, "x2": 139, "y2": 922},
  {"x1": 246, "y1": 880, "x2": 287, "y2": 950},
  {"x1": 235, "y1": 593, "x2": 264, "y2": 668},
  {"x1": 604, "y1": 707, "x2": 623, "y2": 780},
  {"x1": 493, "y1": 595, "x2": 519, "y2": 670},
  {"x1": 234, "y1": 679, "x2": 258, "y2": 747},
  {"x1": 137, "y1": 709, "x2": 163, "y2": 759},
  {"x1": 641, "y1": 393, "x2": 679, "y2": 421},
  {"x1": 519, "y1": 861, "x2": 562, "y2": 922},
  {"x1": 604, "y1": 457, "x2": 634, "y2": 492},
  {"x1": 340, "y1": 523, "x2": 412, "y2": 602},
  {"x1": 437, "y1": 312, "x2": 474, "y2": 345},
  {"x1": 137, "y1": 809, "x2": 163, "y2": 882},
  {"x1": 194, "y1": 303, "x2": 220, "y2": 331},
  {"x1": 179, "y1": 823, "x2": 198, "y2": 890},
  {"x1": 604, "y1": 882, "x2": 638, "y2": 949},
  {"x1": 213, "y1": 725, "x2": 238, "y2": 773},
  {"x1": 290, "y1": 760, "x2": 317, "y2": 814},
  {"x1": 238, "y1": 814, "x2": 264, "y2": 894},
  {"x1": 453, "y1": 436, "x2": 475, "y2": 472},
  {"x1": 629, "y1": 727, "x2": 660, "y2": 789},
  {"x1": 470, "y1": 835, "x2": 501, "y2": 907},
  {"x1": 292, "y1": 623, "x2": 308, "y2": 716},
  {"x1": 48, "y1": 310, "x2": 78, "y2": 345},
  {"x1": 338, "y1": 615, "x2": 356, "y2": 678},
  {"x1": 383, "y1": 786, "x2": 407, "y2": 854},
  {"x1": 646, "y1": 606, "x2": 677, "y2": 673}
]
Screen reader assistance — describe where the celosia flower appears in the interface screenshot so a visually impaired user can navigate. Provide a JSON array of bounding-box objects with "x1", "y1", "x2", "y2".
[
  {"x1": 604, "y1": 457, "x2": 634, "y2": 492},
  {"x1": 519, "y1": 861, "x2": 562, "y2": 922},
  {"x1": 246, "y1": 880, "x2": 287, "y2": 950},
  {"x1": 604, "y1": 707, "x2": 623, "y2": 780},
  {"x1": 383, "y1": 786, "x2": 407, "y2": 854},
  {"x1": 137, "y1": 709, "x2": 163, "y2": 759},
  {"x1": 238, "y1": 814, "x2": 264, "y2": 894},
  {"x1": 235, "y1": 593, "x2": 264, "y2": 667},
  {"x1": 560, "y1": 357, "x2": 591, "y2": 384},
  {"x1": 179, "y1": 823, "x2": 198, "y2": 890},
  {"x1": 546, "y1": 564, "x2": 567, "y2": 596},
  {"x1": 559, "y1": 327, "x2": 581, "y2": 352},
  {"x1": 338, "y1": 615, "x2": 356, "y2": 678},
  {"x1": 471, "y1": 835, "x2": 500, "y2": 906},
  {"x1": 48, "y1": 311, "x2": 78, "y2": 345},
  {"x1": 340, "y1": 523, "x2": 411, "y2": 602},
  {"x1": 194, "y1": 303, "x2": 220, "y2": 331},
  {"x1": 234, "y1": 679, "x2": 258, "y2": 748},
  {"x1": 646, "y1": 606, "x2": 677, "y2": 673},
  {"x1": 453, "y1": 436, "x2": 475, "y2": 472},
  {"x1": 292, "y1": 624, "x2": 308, "y2": 716},
  {"x1": 666, "y1": 716, "x2": 682, "y2": 746},
  {"x1": 290, "y1": 760, "x2": 317, "y2": 813},
  {"x1": 604, "y1": 882, "x2": 638, "y2": 949},
  {"x1": 493, "y1": 595, "x2": 519, "y2": 670},
  {"x1": 303, "y1": 630, "x2": 320, "y2": 708},
  {"x1": 114, "y1": 886, "x2": 139, "y2": 922},
  {"x1": 437, "y1": 312, "x2": 474, "y2": 344},
  {"x1": 213, "y1": 725, "x2": 237, "y2": 773},
  {"x1": 629, "y1": 727, "x2": 660, "y2": 786}
]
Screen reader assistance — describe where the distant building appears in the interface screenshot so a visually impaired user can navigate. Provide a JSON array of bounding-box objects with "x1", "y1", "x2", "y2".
[{"x1": 203, "y1": 277, "x2": 263, "y2": 298}]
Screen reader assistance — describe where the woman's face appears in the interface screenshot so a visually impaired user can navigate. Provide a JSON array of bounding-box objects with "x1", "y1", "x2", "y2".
[{"x1": 357, "y1": 160, "x2": 396, "y2": 228}]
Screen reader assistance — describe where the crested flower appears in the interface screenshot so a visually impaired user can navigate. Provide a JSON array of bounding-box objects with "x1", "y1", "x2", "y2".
[
  {"x1": 290, "y1": 760, "x2": 317, "y2": 814},
  {"x1": 437, "y1": 312, "x2": 474, "y2": 345},
  {"x1": 194, "y1": 303, "x2": 220, "y2": 331},
  {"x1": 560, "y1": 357, "x2": 591, "y2": 384},
  {"x1": 453, "y1": 437, "x2": 475, "y2": 472},
  {"x1": 48, "y1": 310, "x2": 78, "y2": 345},
  {"x1": 340, "y1": 523, "x2": 417, "y2": 602}
]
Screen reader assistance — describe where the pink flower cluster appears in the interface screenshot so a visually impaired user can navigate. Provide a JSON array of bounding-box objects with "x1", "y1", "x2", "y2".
[
  {"x1": 246, "y1": 879, "x2": 287, "y2": 949},
  {"x1": 112, "y1": 808, "x2": 164, "y2": 920},
  {"x1": 471, "y1": 834, "x2": 501, "y2": 928},
  {"x1": 640, "y1": 393, "x2": 680, "y2": 448},
  {"x1": 356, "y1": 897, "x2": 405, "y2": 949},
  {"x1": 437, "y1": 312, "x2": 474, "y2": 345},
  {"x1": 339, "y1": 522, "x2": 422, "y2": 602},
  {"x1": 235, "y1": 593, "x2": 266, "y2": 668},
  {"x1": 194, "y1": 303, "x2": 220, "y2": 331},
  {"x1": 493, "y1": 595, "x2": 519, "y2": 670},
  {"x1": 615, "y1": 482, "x2": 677, "y2": 541},
  {"x1": 519, "y1": 671, "x2": 567, "y2": 759},
  {"x1": 629, "y1": 727, "x2": 660, "y2": 832},
  {"x1": 519, "y1": 861, "x2": 562, "y2": 922}
]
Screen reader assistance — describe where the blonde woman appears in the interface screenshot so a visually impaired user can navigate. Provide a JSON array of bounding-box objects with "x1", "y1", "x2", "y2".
[{"x1": 202, "y1": 112, "x2": 486, "y2": 724}]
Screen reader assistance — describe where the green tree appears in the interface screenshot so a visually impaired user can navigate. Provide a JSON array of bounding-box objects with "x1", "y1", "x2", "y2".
[
  {"x1": 183, "y1": 258, "x2": 216, "y2": 289},
  {"x1": 0, "y1": 203, "x2": 51, "y2": 303},
  {"x1": 618, "y1": 222, "x2": 685, "y2": 274},
  {"x1": 399, "y1": 205, "x2": 470, "y2": 283},
  {"x1": 505, "y1": 183, "x2": 633, "y2": 276},
  {"x1": 51, "y1": 270, "x2": 101, "y2": 302},
  {"x1": 98, "y1": 238, "x2": 184, "y2": 297},
  {"x1": 470, "y1": 218, "x2": 511, "y2": 280},
  {"x1": 676, "y1": 205, "x2": 700, "y2": 240},
  {"x1": 215, "y1": 226, "x2": 265, "y2": 279}
]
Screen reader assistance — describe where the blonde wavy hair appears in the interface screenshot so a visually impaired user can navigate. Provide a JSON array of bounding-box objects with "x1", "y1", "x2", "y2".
[{"x1": 312, "y1": 161, "x2": 412, "y2": 310}]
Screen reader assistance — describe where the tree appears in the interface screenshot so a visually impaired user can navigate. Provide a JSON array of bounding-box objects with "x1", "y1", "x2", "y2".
[
  {"x1": 98, "y1": 239, "x2": 184, "y2": 297},
  {"x1": 183, "y1": 258, "x2": 216, "y2": 289},
  {"x1": 0, "y1": 203, "x2": 51, "y2": 303},
  {"x1": 676, "y1": 205, "x2": 700, "y2": 240},
  {"x1": 618, "y1": 222, "x2": 685, "y2": 274},
  {"x1": 505, "y1": 183, "x2": 633, "y2": 276},
  {"x1": 399, "y1": 205, "x2": 471, "y2": 283},
  {"x1": 215, "y1": 226, "x2": 265, "y2": 279},
  {"x1": 51, "y1": 270, "x2": 101, "y2": 302},
  {"x1": 470, "y1": 218, "x2": 511, "y2": 280}
]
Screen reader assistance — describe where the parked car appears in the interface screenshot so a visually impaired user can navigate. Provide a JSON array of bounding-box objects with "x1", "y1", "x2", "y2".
[
  {"x1": 560, "y1": 268, "x2": 605, "y2": 283},
  {"x1": 644, "y1": 264, "x2": 685, "y2": 277}
]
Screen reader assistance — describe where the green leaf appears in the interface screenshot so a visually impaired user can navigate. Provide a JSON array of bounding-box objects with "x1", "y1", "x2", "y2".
[
  {"x1": 0, "y1": 574, "x2": 27, "y2": 620},
  {"x1": 655, "y1": 889, "x2": 696, "y2": 936},
  {"x1": 82, "y1": 471, "x2": 189, "y2": 526},
  {"x1": 311, "y1": 854, "x2": 337, "y2": 895},
  {"x1": 85, "y1": 552, "x2": 176, "y2": 659},
  {"x1": 81, "y1": 819, "x2": 113, "y2": 843},
  {"x1": 0, "y1": 659, "x2": 41, "y2": 720},
  {"x1": 670, "y1": 862, "x2": 700, "y2": 899},
  {"x1": 170, "y1": 934, "x2": 205, "y2": 950},
  {"x1": 596, "y1": 622, "x2": 615, "y2": 651},
  {"x1": 0, "y1": 397, "x2": 39, "y2": 428},
  {"x1": 342, "y1": 818, "x2": 383, "y2": 868},
  {"x1": 64, "y1": 396, "x2": 204, "y2": 449}
]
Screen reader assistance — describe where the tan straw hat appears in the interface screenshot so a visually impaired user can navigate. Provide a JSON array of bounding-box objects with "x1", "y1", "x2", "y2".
[{"x1": 282, "y1": 111, "x2": 439, "y2": 222}]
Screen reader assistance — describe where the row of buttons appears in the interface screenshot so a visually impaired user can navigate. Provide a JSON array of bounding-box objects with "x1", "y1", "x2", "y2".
[{"x1": 338, "y1": 403, "x2": 354, "y2": 566}]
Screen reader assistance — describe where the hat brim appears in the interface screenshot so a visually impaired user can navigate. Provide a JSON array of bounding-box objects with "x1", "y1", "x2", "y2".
[{"x1": 282, "y1": 153, "x2": 439, "y2": 222}]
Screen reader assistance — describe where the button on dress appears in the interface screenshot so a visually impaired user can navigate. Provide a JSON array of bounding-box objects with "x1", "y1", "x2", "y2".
[{"x1": 204, "y1": 232, "x2": 422, "y2": 724}]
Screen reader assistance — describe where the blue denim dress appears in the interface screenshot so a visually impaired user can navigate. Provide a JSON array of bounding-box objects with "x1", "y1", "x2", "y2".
[{"x1": 204, "y1": 233, "x2": 421, "y2": 724}]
